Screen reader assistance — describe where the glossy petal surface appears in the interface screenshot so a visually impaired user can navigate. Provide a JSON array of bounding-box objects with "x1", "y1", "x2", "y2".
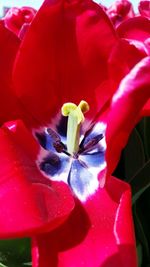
[
  {"x1": 108, "y1": 38, "x2": 147, "y2": 89},
  {"x1": 106, "y1": 57, "x2": 150, "y2": 176},
  {"x1": 0, "y1": 120, "x2": 74, "y2": 238},
  {"x1": 31, "y1": 177, "x2": 137, "y2": 267},
  {"x1": 0, "y1": 23, "x2": 23, "y2": 125},
  {"x1": 13, "y1": 0, "x2": 117, "y2": 127}
]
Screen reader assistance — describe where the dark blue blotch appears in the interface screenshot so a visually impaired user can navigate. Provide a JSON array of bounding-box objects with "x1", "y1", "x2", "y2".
[
  {"x1": 56, "y1": 116, "x2": 68, "y2": 137},
  {"x1": 40, "y1": 152, "x2": 70, "y2": 177},
  {"x1": 35, "y1": 132, "x2": 55, "y2": 151},
  {"x1": 68, "y1": 159, "x2": 93, "y2": 197},
  {"x1": 40, "y1": 152, "x2": 62, "y2": 176}
]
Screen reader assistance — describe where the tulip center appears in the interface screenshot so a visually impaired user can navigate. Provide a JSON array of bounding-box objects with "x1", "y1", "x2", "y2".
[{"x1": 36, "y1": 100, "x2": 106, "y2": 201}]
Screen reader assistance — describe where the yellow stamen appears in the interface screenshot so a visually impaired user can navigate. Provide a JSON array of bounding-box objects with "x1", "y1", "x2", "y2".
[{"x1": 61, "y1": 100, "x2": 89, "y2": 155}]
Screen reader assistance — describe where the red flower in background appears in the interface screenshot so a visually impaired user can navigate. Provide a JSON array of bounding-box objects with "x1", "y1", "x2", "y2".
[
  {"x1": 139, "y1": 0, "x2": 150, "y2": 18},
  {"x1": 0, "y1": 0, "x2": 150, "y2": 266},
  {"x1": 107, "y1": 0, "x2": 135, "y2": 26},
  {"x1": 2, "y1": 6, "x2": 36, "y2": 38},
  {"x1": 115, "y1": 0, "x2": 150, "y2": 115}
]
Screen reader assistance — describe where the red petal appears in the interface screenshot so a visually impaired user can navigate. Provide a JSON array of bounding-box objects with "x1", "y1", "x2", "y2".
[
  {"x1": 96, "y1": 39, "x2": 148, "y2": 125},
  {"x1": 0, "y1": 23, "x2": 23, "y2": 124},
  {"x1": 31, "y1": 177, "x2": 137, "y2": 267},
  {"x1": 0, "y1": 22, "x2": 38, "y2": 126},
  {"x1": 108, "y1": 38, "x2": 147, "y2": 91},
  {"x1": 0, "y1": 120, "x2": 74, "y2": 238},
  {"x1": 13, "y1": 0, "x2": 117, "y2": 127},
  {"x1": 106, "y1": 56, "x2": 150, "y2": 176},
  {"x1": 141, "y1": 98, "x2": 150, "y2": 115}
]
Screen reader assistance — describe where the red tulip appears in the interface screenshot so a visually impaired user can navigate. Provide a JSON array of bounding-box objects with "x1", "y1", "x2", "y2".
[{"x1": 0, "y1": 0, "x2": 150, "y2": 266}]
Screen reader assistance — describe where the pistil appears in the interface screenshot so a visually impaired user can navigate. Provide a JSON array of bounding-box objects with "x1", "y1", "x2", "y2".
[{"x1": 61, "y1": 100, "x2": 89, "y2": 155}]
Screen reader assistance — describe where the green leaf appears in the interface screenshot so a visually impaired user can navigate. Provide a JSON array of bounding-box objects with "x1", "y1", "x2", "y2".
[
  {"x1": 0, "y1": 238, "x2": 30, "y2": 266},
  {"x1": 144, "y1": 117, "x2": 150, "y2": 159},
  {"x1": 136, "y1": 242, "x2": 143, "y2": 267},
  {"x1": 123, "y1": 128, "x2": 145, "y2": 181},
  {"x1": 136, "y1": 117, "x2": 150, "y2": 161},
  {"x1": 130, "y1": 160, "x2": 150, "y2": 204},
  {"x1": 133, "y1": 204, "x2": 150, "y2": 265},
  {"x1": 0, "y1": 263, "x2": 7, "y2": 267}
]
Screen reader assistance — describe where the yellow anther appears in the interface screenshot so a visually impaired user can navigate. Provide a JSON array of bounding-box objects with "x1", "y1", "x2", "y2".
[{"x1": 78, "y1": 100, "x2": 90, "y2": 113}]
